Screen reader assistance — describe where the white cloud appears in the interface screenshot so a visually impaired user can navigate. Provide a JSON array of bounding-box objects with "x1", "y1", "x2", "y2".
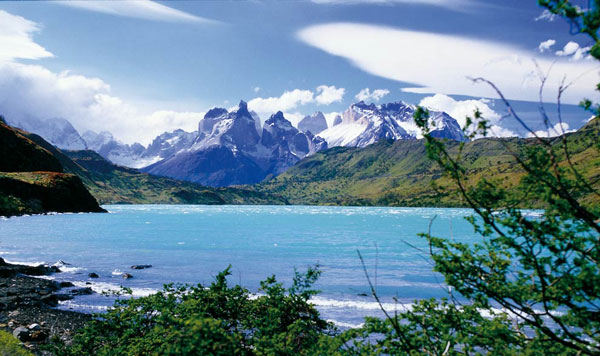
[
  {"x1": 0, "y1": 62, "x2": 202, "y2": 144},
  {"x1": 253, "y1": 86, "x2": 261, "y2": 93},
  {"x1": 248, "y1": 89, "x2": 314, "y2": 115},
  {"x1": 419, "y1": 93, "x2": 517, "y2": 137},
  {"x1": 527, "y1": 122, "x2": 573, "y2": 138},
  {"x1": 247, "y1": 85, "x2": 345, "y2": 121},
  {"x1": 555, "y1": 41, "x2": 592, "y2": 61},
  {"x1": 355, "y1": 88, "x2": 389, "y2": 102},
  {"x1": 56, "y1": 0, "x2": 218, "y2": 24},
  {"x1": 0, "y1": 10, "x2": 53, "y2": 62},
  {"x1": 572, "y1": 46, "x2": 592, "y2": 61},
  {"x1": 538, "y1": 39, "x2": 555, "y2": 53},
  {"x1": 0, "y1": 9, "x2": 211, "y2": 145},
  {"x1": 297, "y1": 23, "x2": 600, "y2": 105},
  {"x1": 556, "y1": 41, "x2": 580, "y2": 56},
  {"x1": 315, "y1": 85, "x2": 345, "y2": 105}
]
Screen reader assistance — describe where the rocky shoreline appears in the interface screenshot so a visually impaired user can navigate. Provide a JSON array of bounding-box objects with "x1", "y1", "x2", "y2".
[{"x1": 0, "y1": 258, "x2": 92, "y2": 355}]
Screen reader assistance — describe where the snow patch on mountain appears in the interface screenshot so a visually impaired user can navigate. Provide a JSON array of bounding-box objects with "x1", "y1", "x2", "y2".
[
  {"x1": 318, "y1": 123, "x2": 367, "y2": 147},
  {"x1": 316, "y1": 101, "x2": 464, "y2": 148},
  {"x1": 9, "y1": 117, "x2": 88, "y2": 150}
]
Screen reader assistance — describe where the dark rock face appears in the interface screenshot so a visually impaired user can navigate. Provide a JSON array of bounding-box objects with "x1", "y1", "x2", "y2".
[
  {"x1": 261, "y1": 111, "x2": 327, "y2": 176},
  {"x1": 143, "y1": 145, "x2": 265, "y2": 187}
]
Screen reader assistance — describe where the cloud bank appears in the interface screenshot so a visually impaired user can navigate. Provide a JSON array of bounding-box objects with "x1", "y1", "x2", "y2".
[
  {"x1": 247, "y1": 85, "x2": 345, "y2": 123},
  {"x1": 0, "y1": 62, "x2": 203, "y2": 144},
  {"x1": 297, "y1": 23, "x2": 600, "y2": 105},
  {"x1": 0, "y1": 10, "x2": 204, "y2": 145}
]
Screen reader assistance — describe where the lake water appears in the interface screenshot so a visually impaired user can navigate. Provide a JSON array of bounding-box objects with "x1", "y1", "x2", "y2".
[{"x1": 0, "y1": 205, "x2": 480, "y2": 328}]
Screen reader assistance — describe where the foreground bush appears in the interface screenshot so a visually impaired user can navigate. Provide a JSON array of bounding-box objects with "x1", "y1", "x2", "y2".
[{"x1": 49, "y1": 266, "x2": 344, "y2": 356}]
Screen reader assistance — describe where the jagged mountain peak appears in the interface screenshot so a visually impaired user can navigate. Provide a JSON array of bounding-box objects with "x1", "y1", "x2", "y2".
[
  {"x1": 265, "y1": 111, "x2": 295, "y2": 132},
  {"x1": 205, "y1": 107, "x2": 228, "y2": 119},
  {"x1": 237, "y1": 100, "x2": 249, "y2": 114},
  {"x1": 298, "y1": 111, "x2": 328, "y2": 135}
]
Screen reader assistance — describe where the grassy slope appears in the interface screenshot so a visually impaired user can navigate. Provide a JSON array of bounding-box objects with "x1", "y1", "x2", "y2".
[
  {"x1": 62, "y1": 150, "x2": 287, "y2": 205},
  {"x1": 254, "y1": 118, "x2": 600, "y2": 208},
  {"x1": 0, "y1": 172, "x2": 106, "y2": 216},
  {"x1": 0, "y1": 122, "x2": 105, "y2": 216}
]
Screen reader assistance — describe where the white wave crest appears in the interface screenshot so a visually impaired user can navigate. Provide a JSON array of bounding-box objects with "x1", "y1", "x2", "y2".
[
  {"x1": 310, "y1": 296, "x2": 413, "y2": 312},
  {"x1": 58, "y1": 300, "x2": 109, "y2": 312},
  {"x1": 327, "y1": 319, "x2": 364, "y2": 329},
  {"x1": 71, "y1": 280, "x2": 158, "y2": 297}
]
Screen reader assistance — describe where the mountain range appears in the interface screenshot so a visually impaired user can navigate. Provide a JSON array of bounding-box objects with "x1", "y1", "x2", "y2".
[
  {"x1": 254, "y1": 117, "x2": 600, "y2": 208},
  {"x1": 0, "y1": 117, "x2": 285, "y2": 216},
  {"x1": 5, "y1": 100, "x2": 466, "y2": 187}
]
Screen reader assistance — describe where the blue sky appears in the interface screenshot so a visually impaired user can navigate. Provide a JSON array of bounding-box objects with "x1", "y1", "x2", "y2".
[{"x1": 0, "y1": 0, "x2": 597, "y2": 143}]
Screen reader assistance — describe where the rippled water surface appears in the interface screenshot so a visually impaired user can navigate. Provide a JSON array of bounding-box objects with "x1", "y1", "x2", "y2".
[{"x1": 0, "y1": 205, "x2": 481, "y2": 327}]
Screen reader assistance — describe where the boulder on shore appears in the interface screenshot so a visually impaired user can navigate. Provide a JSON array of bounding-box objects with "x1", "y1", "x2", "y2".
[{"x1": 131, "y1": 264, "x2": 152, "y2": 270}]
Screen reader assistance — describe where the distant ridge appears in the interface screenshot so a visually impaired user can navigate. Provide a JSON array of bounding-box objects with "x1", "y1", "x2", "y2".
[{"x1": 254, "y1": 118, "x2": 600, "y2": 208}]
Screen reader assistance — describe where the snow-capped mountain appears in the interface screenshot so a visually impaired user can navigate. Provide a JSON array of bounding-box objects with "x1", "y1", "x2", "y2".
[
  {"x1": 142, "y1": 101, "x2": 327, "y2": 186},
  {"x1": 318, "y1": 101, "x2": 464, "y2": 148},
  {"x1": 140, "y1": 129, "x2": 197, "y2": 165},
  {"x1": 261, "y1": 111, "x2": 327, "y2": 175},
  {"x1": 3, "y1": 99, "x2": 464, "y2": 187},
  {"x1": 82, "y1": 130, "x2": 148, "y2": 168},
  {"x1": 297, "y1": 112, "x2": 328, "y2": 135},
  {"x1": 9, "y1": 117, "x2": 88, "y2": 150}
]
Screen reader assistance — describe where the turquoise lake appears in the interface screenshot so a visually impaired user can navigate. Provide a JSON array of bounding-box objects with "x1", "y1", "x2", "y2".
[{"x1": 0, "y1": 205, "x2": 481, "y2": 327}]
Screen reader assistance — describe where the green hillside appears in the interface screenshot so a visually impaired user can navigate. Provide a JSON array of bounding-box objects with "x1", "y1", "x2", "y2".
[
  {"x1": 254, "y1": 118, "x2": 600, "y2": 208},
  {"x1": 0, "y1": 121, "x2": 105, "y2": 216},
  {"x1": 61, "y1": 150, "x2": 287, "y2": 205},
  {"x1": 0, "y1": 120, "x2": 286, "y2": 211}
]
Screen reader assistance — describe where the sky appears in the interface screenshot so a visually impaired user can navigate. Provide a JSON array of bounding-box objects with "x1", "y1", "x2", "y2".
[{"x1": 0, "y1": 0, "x2": 597, "y2": 144}]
